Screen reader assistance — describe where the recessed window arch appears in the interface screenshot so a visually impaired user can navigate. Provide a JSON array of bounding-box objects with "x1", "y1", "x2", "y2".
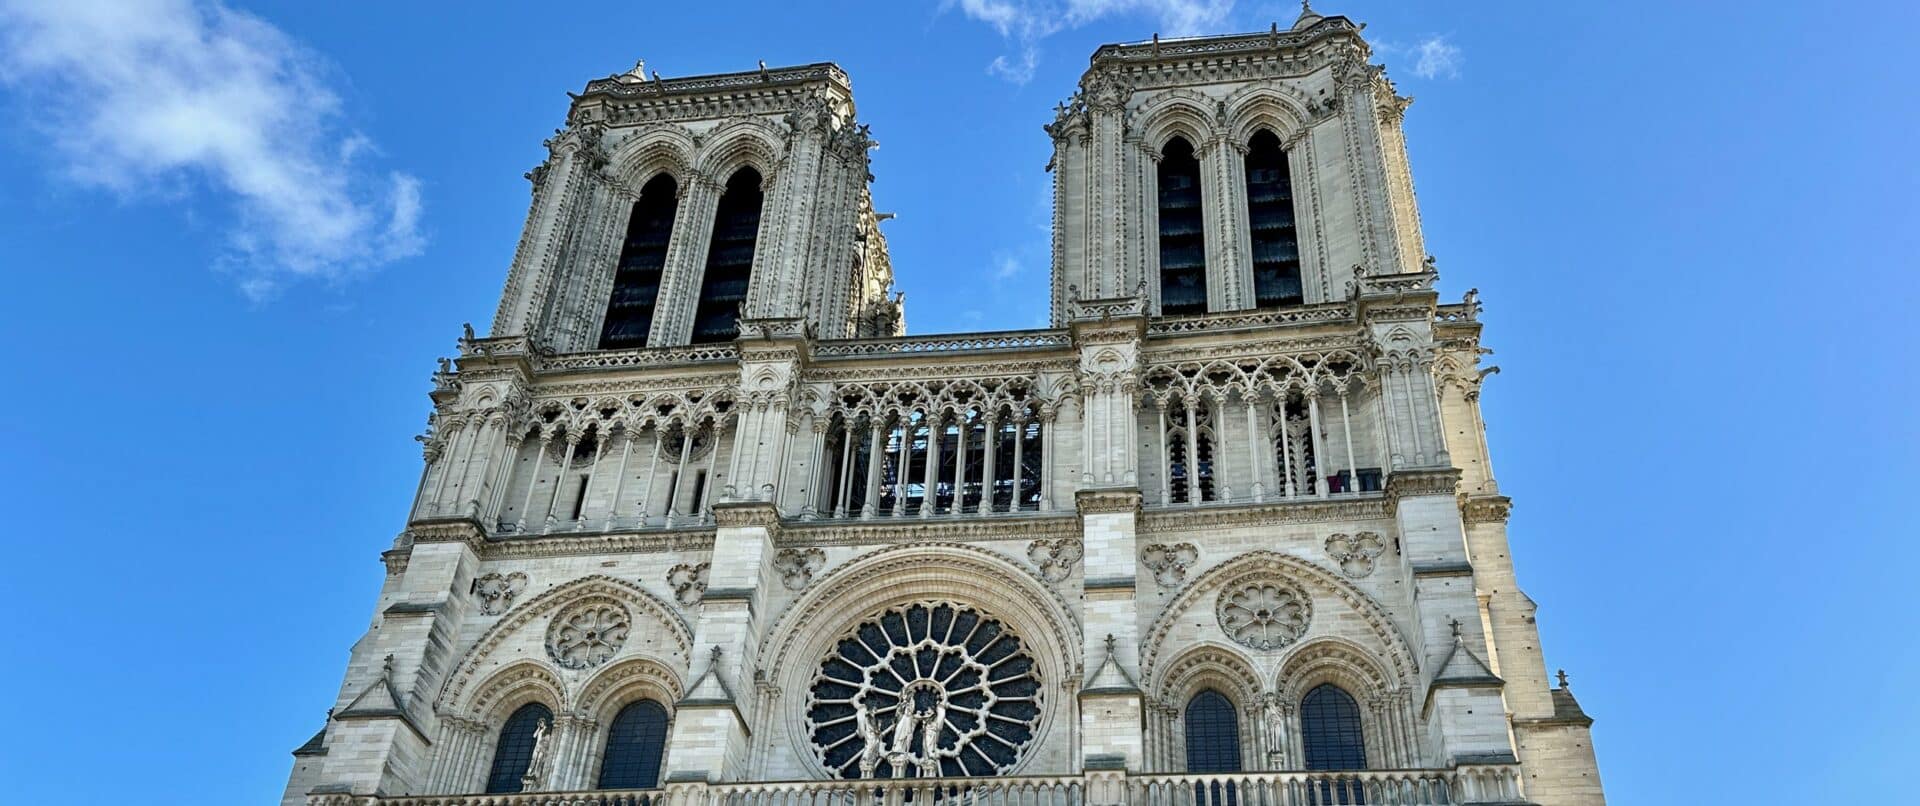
[
  {"x1": 1156, "y1": 136, "x2": 1208, "y2": 316},
  {"x1": 598, "y1": 699, "x2": 670, "y2": 789},
  {"x1": 1243, "y1": 129, "x2": 1303, "y2": 307},
  {"x1": 1301, "y1": 683, "x2": 1367, "y2": 771},
  {"x1": 485, "y1": 701, "x2": 553, "y2": 794},
  {"x1": 1183, "y1": 688, "x2": 1243, "y2": 773},
  {"x1": 600, "y1": 172, "x2": 679, "y2": 349},
  {"x1": 691, "y1": 166, "x2": 764, "y2": 344}
]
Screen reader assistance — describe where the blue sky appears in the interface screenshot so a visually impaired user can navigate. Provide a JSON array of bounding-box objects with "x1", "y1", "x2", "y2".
[{"x1": 1, "y1": 1, "x2": 1915, "y2": 803}]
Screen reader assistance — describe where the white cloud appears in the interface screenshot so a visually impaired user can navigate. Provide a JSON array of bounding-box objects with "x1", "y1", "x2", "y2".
[
  {"x1": 993, "y1": 253, "x2": 1023, "y2": 281},
  {"x1": 0, "y1": 0, "x2": 424, "y2": 298},
  {"x1": 950, "y1": 0, "x2": 1235, "y2": 84},
  {"x1": 1411, "y1": 35, "x2": 1462, "y2": 79},
  {"x1": 1374, "y1": 34, "x2": 1463, "y2": 80}
]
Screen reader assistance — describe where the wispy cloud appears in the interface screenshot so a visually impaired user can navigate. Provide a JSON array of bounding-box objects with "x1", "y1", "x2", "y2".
[
  {"x1": 949, "y1": 0, "x2": 1235, "y2": 83},
  {"x1": 1374, "y1": 34, "x2": 1463, "y2": 80},
  {"x1": 0, "y1": 0, "x2": 424, "y2": 299}
]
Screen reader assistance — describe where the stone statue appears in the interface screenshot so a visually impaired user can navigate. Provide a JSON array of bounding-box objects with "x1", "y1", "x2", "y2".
[
  {"x1": 853, "y1": 694, "x2": 883, "y2": 778},
  {"x1": 522, "y1": 717, "x2": 553, "y2": 791}
]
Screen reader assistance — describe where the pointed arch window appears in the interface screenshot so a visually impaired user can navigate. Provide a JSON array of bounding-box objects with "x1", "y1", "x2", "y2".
[
  {"x1": 1244, "y1": 130, "x2": 1303, "y2": 307},
  {"x1": 485, "y1": 702, "x2": 553, "y2": 794},
  {"x1": 598, "y1": 699, "x2": 669, "y2": 789},
  {"x1": 1301, "y1": 683, "x2": 1367, "y2": 770},
  {"x1": 691, "y1": 166, "x2": 763, "y2": 343},
  {"x1": 1184, "y1": 689, "x2": 1243, "y2": 773},
  {"x1": 1167, "y1": 401, "x2": 1217, "y2": 504},
  {"x1": 1157, "y1": 137, "x2": 1208, "y2": 316},
  {"x1": 600, "y1": 173, "x2": 679, "y2": 349}
]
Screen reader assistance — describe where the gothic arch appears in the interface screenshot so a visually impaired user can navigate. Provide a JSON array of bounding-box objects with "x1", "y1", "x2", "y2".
[
  {"x1": 1275, "y1": 637, "x2": 1409, "y2": 769},
  {"x1": 693, "y1": 118, "x2": 786, "y2": 184},
  {"x1": 1155, "y1": 642, "x2": 1263, "y2": 707},
  {"x1": 464, "y1": 659, "x2": 566, "y2": 725},
  {"x1": 1133, "y1": 89, "x2": 1220, "y2": 153},
  {"x1": 758, "y1": 542, "x2": 1081, "y2": 779},
  {"x1": 1140, "y1": 551, "x2": 1417, "y2": 693},
  {"x1": 574, "y1": 656, "x2": 685, "y2": 723},
  {"x1": 1221, "y1": 84, "x2": 1314, "y2": 145},
  {"x1": 437, "y1": 574, "x2": 695, "y2": 714},
  {"x1": 608, "y1": 126, "x2": 698, "y2": 191}
]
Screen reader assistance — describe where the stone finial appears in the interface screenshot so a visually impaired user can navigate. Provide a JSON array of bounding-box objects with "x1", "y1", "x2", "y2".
[
  {"x1": 1557, "y1": 669, "x2": 1571, "y2": 689},
  {"x1": 1447, "y1": 617, "x2": 1462, "y2": 638},
  {"x1": 1103, "y1": 633, "x2": 1118, "y2": 657},
  {"x1": 381, "y1": 653, "x2": 395, "y2": 676}
]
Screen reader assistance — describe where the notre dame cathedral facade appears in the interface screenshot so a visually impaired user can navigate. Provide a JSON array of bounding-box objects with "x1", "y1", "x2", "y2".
[{"x1": 285, "y1": 9, "x2": 1605, "y2": 806}]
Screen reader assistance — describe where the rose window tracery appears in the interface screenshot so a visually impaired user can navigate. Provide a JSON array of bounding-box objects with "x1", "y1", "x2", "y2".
[
  {"x1": 806, "y1": 602, "x2": 1043, "y2": 779},
  {"x1": 545, "y1": 601, "x2": 631, "y2": 669},
  {"x1": 1216, "y1": 580, "x2": 1311, "y2": 651}
]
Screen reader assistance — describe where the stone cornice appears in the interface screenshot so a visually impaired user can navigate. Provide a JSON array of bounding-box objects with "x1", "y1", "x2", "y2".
[
  {"x1": 403, "y1": 517, "x2": 489, "y2": 553},
  {"x1": 1076, "y1": 488, "x2": 1143, "y2": 516},
  {"x1": 1460, "y1": 495, "x2": 1512, "y2": 525},
  {"x1": 580, "y1": 62, "x2": 849, "y2": 103},
  {"x1": 711, "y1": 501, "x2": 782, "y2": 532},
  {"x1": 480, "y1": 528, "x2": 716, "y2": 561},
  {"x1": 1141, "y1": 497, "x2": 1392, "y2": 533},
  {"x1": 1385, "y1": 468, "x2": 1462, "y2": 499},
  {"x1": 776, "y1": 514, "x2": 1079, "y2": 547}
]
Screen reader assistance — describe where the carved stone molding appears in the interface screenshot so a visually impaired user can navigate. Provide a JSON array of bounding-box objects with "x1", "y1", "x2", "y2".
[
  {"x1": 1141, "y1": 499, "x2": 1393, "y2": 533},
  {"x1": 1323, "y1": 533, "x2": 1386, "y2": 579},
  {"x1": 477, "y1": 529, "x2": 716, "y2": 561},
  {"x1": 1460, "y1": 495, "x2": 1513, "y2": 525},
  {"x1": 403, "y1": 517, "x2": 488, "y2": 552},
  {"x1": 1076, "y1": 488, "x2": 1142, "y2": 516},
  {"x1": 1216, "y1": 579, "x2": 1312, "y2": 651},
  {"x1": 473, "y1": 572, "x2": 530, "y2": 615},
  {"x1": 1385, "y1": 468, "x2": 1463, "y2": 499},
  {"x1": 668, "y1": 562, "x2": 711, "y2": 606},
  {"x1": 1027, "y1": 538, "x2": 1085, "y2": 583},
  {"x1": 546, "y1": 600, "x2": 632, "y2": 670},
  {"x1": 1141, "y1": 542, "x2": 1199, "y2": 588},
  {"x1": 777, "y1": 515, "x2": 1079, "y2": 547},
  {"x1": 773, "y1": 548, "x2": 826, "y2": 591},
  {"x1": 712, "y1": 501, "x2": 782, "y2": 531}
]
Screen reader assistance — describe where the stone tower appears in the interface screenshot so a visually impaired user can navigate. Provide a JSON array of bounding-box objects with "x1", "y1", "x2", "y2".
[{"x1": 285, "y1": 9, "x2": 1604, "y2": 806}]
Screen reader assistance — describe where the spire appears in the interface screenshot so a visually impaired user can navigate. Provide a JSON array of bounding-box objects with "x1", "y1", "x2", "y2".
[{"x1": 1292, "y1": 0, "x2": 1325, "y2": 31}]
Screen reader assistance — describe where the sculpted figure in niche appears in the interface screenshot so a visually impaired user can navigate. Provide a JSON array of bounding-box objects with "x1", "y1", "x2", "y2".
[{"x1": 521, "y1": 717, "x2": 553, "y2": 791}]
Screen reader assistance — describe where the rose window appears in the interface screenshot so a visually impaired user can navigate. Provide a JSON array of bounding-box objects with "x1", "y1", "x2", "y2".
[
  {"x1": 546, "y1": 601, "x2": 631, "y2": 669},
  {"x1": 1216, "y1": 581, "x2": 1311, "y2": 650},
  {"x1": 806, "y1": 602, "x2": 1043, "y2": 779}
]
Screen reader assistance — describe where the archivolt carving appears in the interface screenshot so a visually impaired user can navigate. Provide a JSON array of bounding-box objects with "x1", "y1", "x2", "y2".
[
  {"x1": 575, "y1": 656, "x2": 685, "y2": 723},
  {"x1": 1274, "y1": 637, "x2": 1394, "y2": 703},
  {"x1": 1219, "y1": 82, "x2": 1316, "y2": 144},
  {"x1": 1141, "y1": 551, "x2": 1415, "y2": 690},
  {"x1": 1130, "y1": 88, "x2": 1221, "y2": 151},
  {"x1": 464, "y1": 659, "x2": 567, "y2": 724},
  {"x1": 1153, "y1": 643, "x2": 1264, "y2": 706},
  {"x1": 1141, "y1": 350, "x2": 1371, "y2": 405},
  {"x1": 437, "y1": 575, "x2": 693, "y2": 712},
  {"x1": 692, "y1": 116, "x2": 787, "y2": 183}
]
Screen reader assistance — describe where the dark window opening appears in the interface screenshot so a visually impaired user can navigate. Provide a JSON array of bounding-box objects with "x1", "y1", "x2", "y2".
[
  {"x1": 689, "y1": 470, "x2": 707, "y2": 513},
  {"x1": 485, "y1": 702, "x2": 553, "y2": 793},
  {"x1": 1244, "y1": 130, "x2": 1303, "y2": 307},
  {"x1": 1157, "y1": 137, "x2": 1208, "y2": 315},
  {"x1": 599, "y1": 174, "x2": 679, "y2": 349},
  {"x1": 598, "y1": 699, "x2": 669, "y2": 789},
  {"x1": 691, "y1": 167, "x2": 763, "y2": 343},
  {"x1": 1185, "y1": 689, "x2": 1243, "y2": 773},
  {"x1": 570, "y1": 474, "x2": 590, "y2": 520}
]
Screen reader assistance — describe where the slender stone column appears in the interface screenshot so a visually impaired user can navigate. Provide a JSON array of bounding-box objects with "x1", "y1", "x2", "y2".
[
  {"x1": 1244, "y1": 396, "x2": 1265, "y2": 502},
  {"x1": 1280, "y1": 397, "x2": 1296, "y2": 499},
  {"x1": 1307, "y1": 394, "x2": 1329, "y2": 498},
  {"x1": 801, "y1": 415, "x2": 826, "y2": 517},
  {"x1": 638, "y1": 426, "x2": 663, "y2": 522},
  {"x1": 891, "y1": 416, "x2": 910, "y2": 517},
  {"x1": 484, "y1": 429, "x2": 523, "y2": 522},
  {"x1": 920, "y1": 411, "x2": 942, "y2": 517},
  {"x1": 1155, "y1": 400, "x2": 1171, "y2": 505},
  {"x1": 861, "y1": 416, "x2": 884, "y2": 518},
  {"x1": 1038, "y1": 408, "x2": 1055, "y2": 511},
  {"x1": 1213, "y1": 393, "x2": 1233, "y2": 501},
  {"x1": 668, "y1": 424, "x2": 693, "y2": 521},
  {"x1": 954, "y1": 411, "x2": 970, "y2": 513},
  {"x1": 544, "y1": 432, "x2": 580, "y2": 528},
  {"x1": 1339, "y1": 390, "x2": 1360, "y2": 493},
  {"x1": 1010, "y1": 413, "x2": 1026, "y2": 511},
  {"x1": 515, "y1": 433, "x2": 551, "y2": 531},
  {"x1": 451, "y1": 416, "x2": 494, "y2": 515},
  {"x1": 1183, "y1": 398, "x2": 1200, "y2": 504},
  {"x1": 575, "y1": 429, "x2": 608, "y2": 527},
  {"x1": 428, "y1": 417, "x2": 469, "y2": 514},
  {"x1": 979, "y1": 413, "x2": 999, "y2": 513},
  {"x1": 702, "y1": 420, "x2": 722, "y2": 517},
  {"x1": 604, "y1": 426, "x2": 634, "y2": 529}
]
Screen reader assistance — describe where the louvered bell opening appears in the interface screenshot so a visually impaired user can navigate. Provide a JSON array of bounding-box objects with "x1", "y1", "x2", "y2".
[
  {"x1": 1244, "y1": 130, "x2": 1303, "y2": 308},
  {"x1": 691, "y1": 167, "x2": 763, "y2": 344},
  {"x1": 1158, "y1": 137, "x2": 1209, "y2": 316}
]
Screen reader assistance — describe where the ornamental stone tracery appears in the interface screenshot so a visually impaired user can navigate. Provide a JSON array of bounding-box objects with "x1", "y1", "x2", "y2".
[
  {"x1": 545, "y1": 600, "x2": 632, "y2": 669},
  {"x1": 1215, "y1": 579, "x2": 1312, "y2": 651},
  {"x1": 805, "y1": 601, "x2": 1043, "y2": 780}
]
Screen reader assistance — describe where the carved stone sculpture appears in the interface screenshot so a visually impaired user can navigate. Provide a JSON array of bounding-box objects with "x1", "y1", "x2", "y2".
[
  {"x1": 546, "y1": 601, "x2": 631, "y2": 669},
  {"x1": 1217, "y1": 580, "x2": 1312, "y2": 650},
  {"x1": 472, "y1": 571, "x2": 528, "y2": 616},
  {"x1": 1027, "y1": 538, "x2": 1084, "y2": 582},
  {"x1": 1142, "y1": 542, "x2": 1199, "y2": 587},
  {"x1": 1324, "y1": 532, "x2": 1386, "y2": 578},
  {"x1": 668, "y1": 562, "x2": 710, "y2": 606}
]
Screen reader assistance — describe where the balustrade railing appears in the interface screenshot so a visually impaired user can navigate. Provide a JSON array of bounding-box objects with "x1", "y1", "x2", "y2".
[
  {"x1": 310, "y1": 768, "x2": 1522, "y2": 806},
  {"x1": 813, "y1": 330, "x2": 1071, "y2": 357}
]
